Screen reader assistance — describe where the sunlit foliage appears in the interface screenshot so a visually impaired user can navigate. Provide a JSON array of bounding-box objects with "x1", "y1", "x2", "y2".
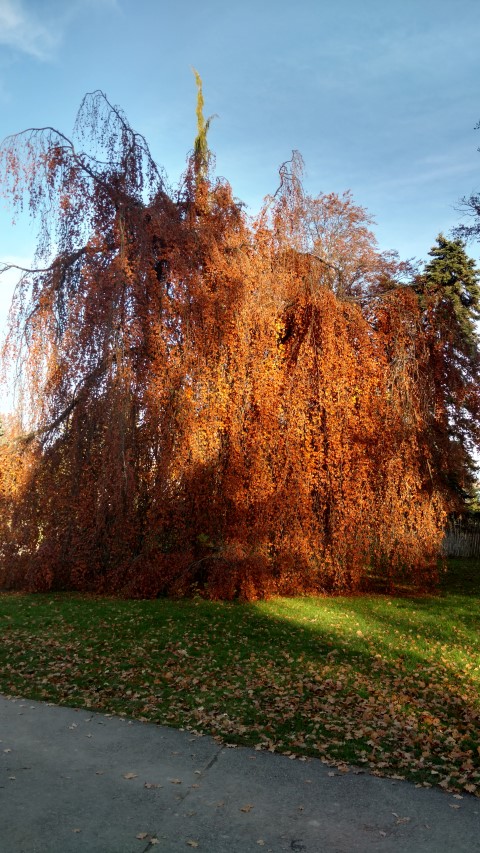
[{"x1": 0, "y1": 87, "x2": 478, "y2": 598}]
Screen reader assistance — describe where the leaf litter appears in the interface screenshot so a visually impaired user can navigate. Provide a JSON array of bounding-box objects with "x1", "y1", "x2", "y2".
[{"x1": 0, "y1": 560, "x2": 478, "y2": 796}]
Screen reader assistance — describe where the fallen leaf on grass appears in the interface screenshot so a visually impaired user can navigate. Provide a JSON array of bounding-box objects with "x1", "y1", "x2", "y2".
[
  {"x1": 3, "y1": 574, "x2": 479, "y2": 799},
  {"x1": 240, "y1": 804, "x2": 254, "y2": 813}
]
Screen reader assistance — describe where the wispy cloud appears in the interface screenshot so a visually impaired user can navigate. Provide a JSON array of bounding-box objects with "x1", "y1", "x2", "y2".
[
  {"x1": 0, "y1": 0, "x2": 119, "y2": 63},
  {"x1": 0, "y1": 0, "x2": 59, "y2": 60}
]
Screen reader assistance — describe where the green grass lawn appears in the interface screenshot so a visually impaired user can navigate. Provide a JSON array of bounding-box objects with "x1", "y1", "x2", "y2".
[{"x1": 0, "y1": 558, "x2": 479, "y2": 795}]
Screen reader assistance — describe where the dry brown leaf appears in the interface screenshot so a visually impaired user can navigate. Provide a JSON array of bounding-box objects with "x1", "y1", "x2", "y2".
[{"x1": 392, "y1": 813, "x2": 410, "y2": 825}]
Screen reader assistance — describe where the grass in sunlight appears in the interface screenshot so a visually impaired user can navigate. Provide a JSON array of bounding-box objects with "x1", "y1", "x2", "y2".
[{"x1": 0, "y1": 558, "x2": 479, "y2": 795}]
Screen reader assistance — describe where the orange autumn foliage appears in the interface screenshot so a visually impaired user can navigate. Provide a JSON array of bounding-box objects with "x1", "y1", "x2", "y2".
[{"x1": 0, "y1": 90, "x2": 469, "y2": 599}]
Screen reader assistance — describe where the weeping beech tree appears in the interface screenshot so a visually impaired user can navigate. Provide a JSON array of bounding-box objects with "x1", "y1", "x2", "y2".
[{"x1": 0, "y1": 86, "x2": 475, "y2": 598}]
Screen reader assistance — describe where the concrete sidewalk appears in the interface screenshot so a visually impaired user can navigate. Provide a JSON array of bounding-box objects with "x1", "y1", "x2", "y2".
[{"x1": 1, "y1": 695, "x2": 479, "y2": 852}]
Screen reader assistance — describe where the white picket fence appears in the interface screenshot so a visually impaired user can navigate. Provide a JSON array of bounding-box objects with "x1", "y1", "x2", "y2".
[{"x1": 443, "y1": 518, "x2": 480, "y2": 558}]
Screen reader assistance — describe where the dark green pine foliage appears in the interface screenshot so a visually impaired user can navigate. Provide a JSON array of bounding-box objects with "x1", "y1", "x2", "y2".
[
  {"x1": 419, "y1": 235, "x2": 480, "y2": 501},
  {"x1": 423, "y1": 234, "x2": 480, "y2": 345}
]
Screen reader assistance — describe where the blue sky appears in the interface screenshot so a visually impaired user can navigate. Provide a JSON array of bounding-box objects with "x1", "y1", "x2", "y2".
[{"x1": 0, "y1": 0, "x2": 480, "y2": 335}]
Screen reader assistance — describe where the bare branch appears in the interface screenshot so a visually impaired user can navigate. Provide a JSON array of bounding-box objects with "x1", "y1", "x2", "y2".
[
  {"x1": 0, "y1": 358, "x2": 109, "y2": 447},
  {"x1": 0, "y1": 246, "x2": 92, "y2": 277}
]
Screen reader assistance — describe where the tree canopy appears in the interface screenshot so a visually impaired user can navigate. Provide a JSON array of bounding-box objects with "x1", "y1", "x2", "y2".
[
  {"x1": 408, "y1": 235, "x2": 480, "y2": 506},
  {"x1": 0, "y1": 86, "x2": 478, "y2": 599},
  {"x1": 455, "y1": 118, "x2": 480, "y2": 245}
]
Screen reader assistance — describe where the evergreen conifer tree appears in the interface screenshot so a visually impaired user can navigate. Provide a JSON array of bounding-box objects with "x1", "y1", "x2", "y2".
[
  {"x1": 423, "y1": 234, "x2": 480, "y2": 346},
  {"x1": 418, "y1": 235, "x2": 480, "y2": 500}
]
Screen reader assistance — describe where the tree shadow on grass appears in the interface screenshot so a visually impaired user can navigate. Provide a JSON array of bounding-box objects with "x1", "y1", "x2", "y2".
[{"x1": 0, "y1": 562, "x2": 479, "y2": 791}]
